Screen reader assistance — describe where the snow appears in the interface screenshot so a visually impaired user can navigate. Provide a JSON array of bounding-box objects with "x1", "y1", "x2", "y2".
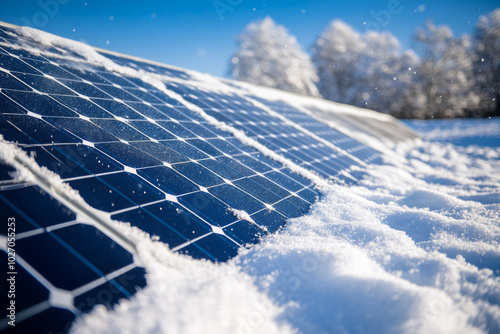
[
  {"x1": 69, "y1": 119, "x2": 500, "y2": 334},
  {"x1": 3, "y1": 25, "x2": 499, "y2": 334}
]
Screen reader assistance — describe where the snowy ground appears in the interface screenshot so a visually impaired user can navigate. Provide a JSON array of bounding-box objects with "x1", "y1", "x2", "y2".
[{"x1": 70, "y1": 118, "x2": 500, "y2": 334}]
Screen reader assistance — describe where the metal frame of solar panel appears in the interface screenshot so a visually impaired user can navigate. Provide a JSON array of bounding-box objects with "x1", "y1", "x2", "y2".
[{"x1": 0, "y1": 23, "x2": 385, "y2": 333}]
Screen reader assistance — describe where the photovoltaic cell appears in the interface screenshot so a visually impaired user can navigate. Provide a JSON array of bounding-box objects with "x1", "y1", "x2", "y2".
[{"x1": 0, "y1": 22, "x2": 390, "y2": 333}]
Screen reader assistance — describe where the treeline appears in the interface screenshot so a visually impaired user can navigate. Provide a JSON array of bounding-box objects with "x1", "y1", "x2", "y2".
[{"x1": 228, "y1": 10, "x2": 500, "y2": 119}]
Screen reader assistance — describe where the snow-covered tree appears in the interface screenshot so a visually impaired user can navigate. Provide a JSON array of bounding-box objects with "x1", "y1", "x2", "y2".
[
  {"x1": 412, "y1": 21, "x2": 479, "y2": 118},
  {"x1": 355, "y1": 31, "x2": 419, "y2": 118},
  {"x1": 473, "y1": 9, "x2": 500, "y2": 117},
  {"x1": 312, "y1": 21, "x2": 418, "y2": 118},
  {"x1": 311, "y1": 20, "x2": 364, "y2": 105},
  {"x1": 229, "y1": 16, "x2": 319, "y2": 97}
]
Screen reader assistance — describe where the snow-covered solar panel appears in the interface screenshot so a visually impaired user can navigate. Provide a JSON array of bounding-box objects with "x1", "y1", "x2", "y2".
[{"x1": 0, "y1": 22, "x2": 416, "y2": 333}]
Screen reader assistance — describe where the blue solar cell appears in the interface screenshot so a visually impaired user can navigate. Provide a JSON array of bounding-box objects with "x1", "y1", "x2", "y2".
[
  {"x1": 224, "y1": 220, "x2": 265, "y2": 246},
  {"x1": 0, "y1": 251, "x2": 49, "y2": 311},
  {"x1": 186, "y1": 139, "x2": 222, "y2": 156},
  {"x1": 94, "y1": 84, "x2": 141, "y2": 102},
  {"x1": 112, "y1": 75, "x2": 157, "y2": 90},
  {"x1": 73, "y1": 267, "x2": 145, "y2": 312},
  {"x1": 55, "y1": 144, "x2": 123, "y2": 175},
  {"x1": 68, "y1": 177, "x2": 136, "y2": 212},
  {"x1": 139, "y1": 166, "x2": 199, "y2": 195},
  {"x1": 156, "y1": 120, "x2": 196, "y2": 138},
  {"x1": 153, "y1": 105, "x2": 192, "y2": 121},
  {"x1": 183, "y1": 233, "x2": 240, "y2": 262},
  {"x1": 0, "y1": 198, "x2": 38, "y2": 234},
  {"x1": 209, "y1": 184, "x2": 265, "y2": 214},
  {"x1": 0, "y1": 53, "x2": 41, "y2": 74},
  {"x1": 112, "y1": 207, "x2": 186, "y2": 248},
  {"x1": 51, "y1": 95, "x2": 112, "y2": 118},
  {"x1": 22, "y1": 59, "x2": 81, "y2": 80},
  {"x1": 53, "y1": 224, "x2": 134, "y2": 274},
  {"x1": 124, "y1": 87, "x2": 165, "y2": 104},
  {"x1": 226, "y1": 138, "x2": 257, "y2": 152},
  {"x1": 21, "y1": 145, "x2": 89, "y2": 179},
  {"x1": 126, "y1": 102, "x2": 169, "y2": 120},
  {"x1": 233, "y1": 177, "x2": 284, "y2": 205},
  {"x1": 45, "y1": 117, "x2": 119, "y2": 143},
  {"x1": 99, "y1": 171, "x2": 164, "y2": 204},
  {"x1": 274, "y1": 196, "x2": 309, "y2": 218},
  {"x1": 251, "y1": 209, "x2": 287, "y2": 233},
  {"x1": 198, "y1": 157, "x2": 250, "y2": 180},
  {"x1": 0, "y1": 71, "x2": 32, "y2": 91},
  {"x1": 0, "y1": 91, "x2": 31, "y2": 113},
  {"x1": 264, "y1": 170, "x2": 307, "y2": 192},
  {"x1": 252, "y1": 175, "x2": 292, "y2": 198},
  {"x1": 128, "y1": 120, "x2": 176, "y2": 140},
  {"x1": 206, "y1": 138, "x2": 242, "y2": 155},
  {"x1": 130, "y1": 141, "x2": 188, "y2": 163},
  {"x1": 297, "y1": 187, "x2": 321, "y2": 203},
  {"x1": 233, "y1": 154, "x2": 274, "y2": 173},
  {"x1": 173, "y1": 162, "x2": 225, "y2": 187},
  {"x1": 17, "y1": 232, "x2": 101, "y2": 290},
  {"x1": 160, "y1": 140, "x2": 209, "y2": 160},
  {"x1": 3, "y1": 90, "x2": 78, "y2": 117},
  {"x1": 113, "y1": 201, "x2": 212, "y2": 247},
  {"x1": 96, "y1": 71, "x2": 136, "y2": 87},
  {"x1": 0, "y1": 185, "x2": 75, "y2": 230},
  {"x1": 5, "y1": 308, "x2": 75, "y2": 334},
  {"x1": 91, "y1": 99, "x2": 145, "y2": 120},
  {"x1": 59, "y1": 79, "x2": 112, "y2": 99},
  {"x1": 61, "y1": 65, "x2": 111, "y2": 84},
  {"x1": 185, "y1": 122, "x2": 219, "y2": 138},
  {"x1": 96, "y1": 142, "x2": 162, "y2": 168},
  {"x1": 91, "y1": 119, "x2": 149, "y2": 142},
  {"x1": 10, "y1": 72, "x2": 77, "y2": 95},
  {"x1": 178, "y1": 191, "x2": 237, "y2": 227}
]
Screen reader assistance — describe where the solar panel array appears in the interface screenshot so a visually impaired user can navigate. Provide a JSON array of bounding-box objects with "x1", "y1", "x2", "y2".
[{"x1": 0, "y1": 23, "x2": 386, "y2": 333}]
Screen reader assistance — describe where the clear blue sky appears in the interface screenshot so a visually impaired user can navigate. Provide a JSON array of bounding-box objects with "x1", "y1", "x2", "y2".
[{"x1": 1, "y1": 1, "x2": 499, "y2": 77}]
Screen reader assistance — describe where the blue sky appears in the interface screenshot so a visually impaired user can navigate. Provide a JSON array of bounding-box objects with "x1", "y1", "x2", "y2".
[{"x1": 1, "y1": 1, "x2": 499, "y2": 77}]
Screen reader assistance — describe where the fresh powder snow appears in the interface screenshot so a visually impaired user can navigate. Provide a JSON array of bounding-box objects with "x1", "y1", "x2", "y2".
[{"x1": 69, "y1": 119, "x2": 500, "y2": 334}]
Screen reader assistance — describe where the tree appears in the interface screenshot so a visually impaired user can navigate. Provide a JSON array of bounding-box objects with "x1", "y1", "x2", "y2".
[
  {"x1": 311, "y1": 20, "x2": 364, "y2": 105},
  {"x1": 354, "y1": 30, "x2": 419, "y2": 118},
  {"x1": 312, "y1": 21, "x2": 419, "y2": 118},
  {"x1": 229, "y1": 16, "x2": 319, "y2": 97},
  {"x1": 473, "y1": 9, "x2": 500, "y2": 117},
  {"x1": 412, "y1": 21, "x2": 479, "y2": 118}
]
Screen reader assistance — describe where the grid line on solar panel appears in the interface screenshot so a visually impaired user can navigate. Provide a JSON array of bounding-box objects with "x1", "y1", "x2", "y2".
[
  {"x1": 204, "y1": 88, "x2": 379, "y2": 164},
  {"x1": 0, "y1": 24, "x2": 360, "y2": 332},
  {"x1": 251, "y1": 98, "x2": 382, "y2": 162},
  {"x1": 0, "y1": 43, "x2": 318, "y2": 252},
  {"x1": 165, "y1": 84, "x2": 363, "y2": 181},
  {"x1": 0, "y1": 175, "x2": 147, "y2": 332}
]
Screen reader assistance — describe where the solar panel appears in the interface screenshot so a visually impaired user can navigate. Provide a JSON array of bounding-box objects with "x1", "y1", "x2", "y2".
[{"x1": 0, "y1": 22, "x2": 413, "y2": 333}]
